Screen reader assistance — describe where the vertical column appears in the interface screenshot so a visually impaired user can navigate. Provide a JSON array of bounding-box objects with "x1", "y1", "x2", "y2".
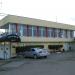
[
  {"x1": 56, "y1": 29, "x2": 58, "y2": 38},
  {"x1": 20, "y1": 25, "x2": 23, "y2": 36},
  {"x1": 67, "y1": 30, "x2": 69, "y2": 38},
  {"x1": 37, "y1": 26, "x2": 39, "y2": 37},
  {"x1": 63, "y1": 30, "x2": 65, "y2": 38},
  {"x1": 68, "y1": 30, "x2": 70, "y2": 38},
  {"x1": 31, "y1": 26, "x2": 33, "y2": 37},
  {"x1": 9, "y1": 24, "x2": 11, "y2": 34},
  {"x1": 44, "y1": 44, "x2": 48, "y2": 49},
  {"x1": 16, "y1": 23, "x2": 18, "y2": 33},
  {"x1": 27, "y1": 25, "x2": 29, "y2": 36},
  {"x1": 72, "y1": 31, "x2": 74, "y2": 38},
  {"x1": 46, "y1": 27, "x2": 48, "y2": 37},
  {"x1": 62, "y1": 29, "x2": 64, "y2": 38},
  {"x1": 70, "y1": 30, "x2": 72, "y2": 38}
]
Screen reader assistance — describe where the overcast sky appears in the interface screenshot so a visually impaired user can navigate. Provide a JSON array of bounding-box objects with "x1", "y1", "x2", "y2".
[{"x1": 0, "y1": 0, "x2": 75, "y2": 25}]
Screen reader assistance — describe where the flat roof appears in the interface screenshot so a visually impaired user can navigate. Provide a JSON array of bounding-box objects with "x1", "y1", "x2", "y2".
[{"x1": 0, "y1": 15, "x2": 75, "y2": 30}]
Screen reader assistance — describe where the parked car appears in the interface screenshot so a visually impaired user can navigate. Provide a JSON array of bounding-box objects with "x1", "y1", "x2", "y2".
[
  {"x1": 42, "y1": 48, "x2": 50, "y2": 55},
  {"x1": 19, "y1": 48, "x2": 49, "y2": 59}
]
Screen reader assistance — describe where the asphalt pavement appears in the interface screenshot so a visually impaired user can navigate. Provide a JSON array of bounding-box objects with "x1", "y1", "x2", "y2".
[{"x1": 0, "y1": 52, "x2": 75, "y2": 75}]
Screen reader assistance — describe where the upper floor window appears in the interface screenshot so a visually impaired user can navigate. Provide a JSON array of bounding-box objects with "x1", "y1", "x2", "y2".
[
  {"x1": 32, "y1": 26, "x2": 37, "y2": 37},
  {"x1": 58, "y1": 29, "x2": 63, "y2": 38},
  {"x1": 47, "y1": 28, "x2": 51, "y2": 37},
  {"x1": 70, "y1": 30, "x2": 74, "y2": 38},
  {"x1": 28, "y1": 25, "x2": 32, "y2": 36},
  {"x1": 64, "y1": 30, "x2": 68, "y2": 38},
  {"x1": 9, "y1": 23, "x2": 74, "y2": 39},
  {"x1": 10, "y1": 24, "x2": 16, "y2": 33},
  {"x1": 41, "y1": 27, "x2": 46, "y2": 37},
  {"x1": 51, "y1": 28, "x2": 57, "y2": 38}
]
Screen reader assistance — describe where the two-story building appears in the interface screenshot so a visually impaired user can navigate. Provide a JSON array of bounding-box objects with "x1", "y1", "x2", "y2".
[{"x1": 0, "y1": 15, "x2": 75, "y2": 59}]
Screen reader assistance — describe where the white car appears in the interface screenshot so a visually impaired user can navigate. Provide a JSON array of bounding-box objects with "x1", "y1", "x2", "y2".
[{"x1": 23, "y1": 48, "x2": 49, "y2": 59}]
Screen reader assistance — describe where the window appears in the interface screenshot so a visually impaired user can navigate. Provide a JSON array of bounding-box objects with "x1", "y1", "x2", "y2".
[
  {"x1": 47, "y1": 28, "x2": 51, "y2": 37},
  {"x1": 23, "y1": 25, "x2": 27, "y2": 36},
  {"x1": 10, "y1": 24, "x2": 16, "y2": 33},
  {"x1": 58, "y1": 29, "x2": 63, "y2": 38},
  {"x1": 42, "y1": 27, "x2": 46, "y2": 37},
  {"x1": 1, "y1": 24, "x2": 9, "y2": 29},
  {"x1": 53, "y1": 28, "x2": 57, "y2": 37},
  {"x1": 17, "y1": 25, "x2": 22, "y2": 36},
  {"x1": 70, "y1": 30, "x2": 74, "y2": 38},
  {"x1": 39, "y1": 27, "x2": 42, "y2": 37},
  {"x1": 10, "y1": 24, "x2": 28, "y2": 36},
  {"x1": 32, "y1": 26, "x2": 37, "y2": 36},
  {"x1": 28, "y1": 26, "x2": 32, "y2": 36},
  {"x1": 45, "y1": 27, "x2": 48, "y2": 37},
  {"x1": 64, "y1": 30, "x2": 68, "y2": 38},
  {"x1": 51, "y1": 28, "x2": 57, "y2": 37},
  {"x1": 38, "y1": 27, "x2": 46, "y2": 37}
]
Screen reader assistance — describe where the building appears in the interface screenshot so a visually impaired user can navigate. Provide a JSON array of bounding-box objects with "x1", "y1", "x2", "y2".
[{"x1": 0, "y1": 15, "x2": 75, "y2": 59}]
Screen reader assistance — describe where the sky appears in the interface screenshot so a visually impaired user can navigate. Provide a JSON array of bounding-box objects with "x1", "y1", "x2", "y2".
[{"x1": 0, "y1": 0, "x2": 75, "y2": 25}]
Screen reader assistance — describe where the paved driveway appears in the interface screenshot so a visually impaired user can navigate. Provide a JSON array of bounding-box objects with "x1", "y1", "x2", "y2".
[{"x1": 0, "y1": 52, "x2": 75, "y2": 75}]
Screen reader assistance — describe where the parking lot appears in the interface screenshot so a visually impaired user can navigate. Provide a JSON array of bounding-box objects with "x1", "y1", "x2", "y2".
[{"x1": 0, "y1": 52, "x2": 75, "y2": 75}]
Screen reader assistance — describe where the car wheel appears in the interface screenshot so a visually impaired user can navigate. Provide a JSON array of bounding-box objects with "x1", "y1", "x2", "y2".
[{"x1": 33, "y1": 55, "x2": 37, "y2": 59}]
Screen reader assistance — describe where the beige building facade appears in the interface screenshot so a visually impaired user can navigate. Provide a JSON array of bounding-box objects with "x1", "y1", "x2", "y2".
[{"x1": 0, "y1": 15, "x2": 75, "y2": 59}]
